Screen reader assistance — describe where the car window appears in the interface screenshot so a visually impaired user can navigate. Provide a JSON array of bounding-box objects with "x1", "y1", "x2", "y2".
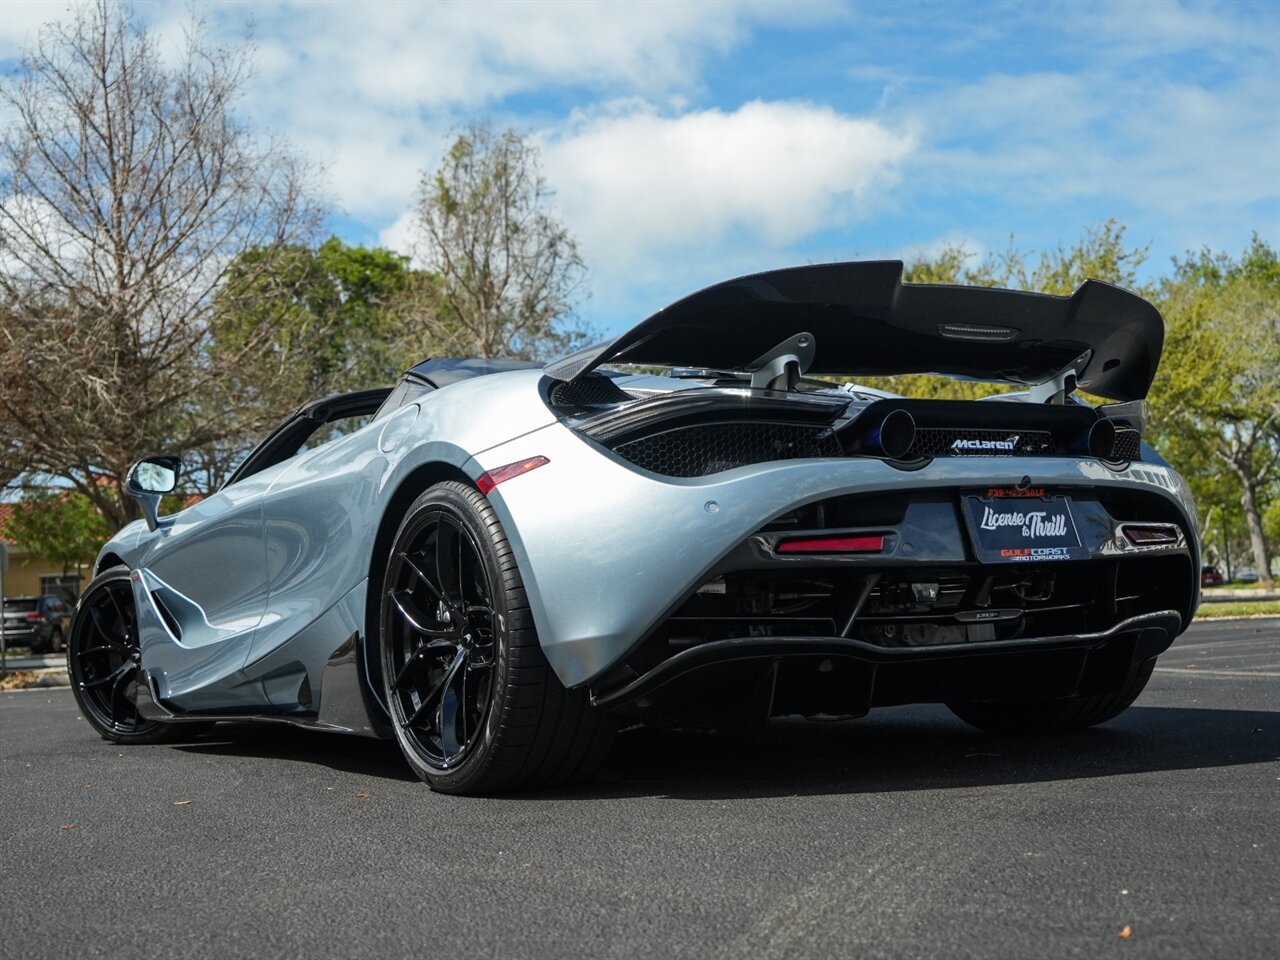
[
  {"x1": 3, "y1": 598, "x2": 38, "y2": 613},
  {"x1": 222, "y1": 387, "x2": 392, "y2": 489},
  {"x1": 373, "y1": 378, "x2": 433, "y2": 421},
  {"x1": 293, "y1": 413, "x2": 375, "y2": 456}
]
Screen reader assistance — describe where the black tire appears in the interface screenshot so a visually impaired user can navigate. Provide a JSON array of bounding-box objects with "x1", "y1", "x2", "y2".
[
  {"x1": 947, "y1": 657, "x2": 1156, "y2": 734},
  {"x1": 380, "y1": 481, "x2": 614, "y2": 795},
  {"x1": 68, "y1": 565, "x2": 184, "y2": 745},
  {"x1": 50, "y1": 628, "x2": 65, "y2": 654}
]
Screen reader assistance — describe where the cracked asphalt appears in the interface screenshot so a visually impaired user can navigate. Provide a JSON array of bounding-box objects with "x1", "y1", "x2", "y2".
[{"x1": 1, "y1": 617, "x2": 1277, "y2": 960}]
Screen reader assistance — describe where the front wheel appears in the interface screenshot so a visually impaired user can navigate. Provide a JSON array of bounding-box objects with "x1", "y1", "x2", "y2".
[
  {"x1": 68, "y1": 566, "x2": 182, "y2": 744},
  {"x1": 380, "y1": 481, "x2": 613, "y2": 794},
  {"x1": 947, "y1": 658, "x2": 1156, "y2": 734}
]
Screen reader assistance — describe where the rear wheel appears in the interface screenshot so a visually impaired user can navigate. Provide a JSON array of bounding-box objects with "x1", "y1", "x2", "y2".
[
  {"x1": 947, "y1": 658, "x2": 1156, "y2": 734},
  {"x1": 380, "y1": 481, "x2": 613, "y2": 794},
  {"x1": 68, "y1": 566, "x2": 182, "y2": 744}
]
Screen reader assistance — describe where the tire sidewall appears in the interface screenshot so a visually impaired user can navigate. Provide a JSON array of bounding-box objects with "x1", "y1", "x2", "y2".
[{"x1": 380, "y1": 482, "x2": 514, "y2": 793}]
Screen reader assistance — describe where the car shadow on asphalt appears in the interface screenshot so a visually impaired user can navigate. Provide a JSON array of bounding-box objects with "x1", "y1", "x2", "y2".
[
  {"x1": 171, "y1": 702, "x2": 1280, "y2": 798},
  {"x1": 175, "y1": 723, "x2": 418, "y2": 782}
]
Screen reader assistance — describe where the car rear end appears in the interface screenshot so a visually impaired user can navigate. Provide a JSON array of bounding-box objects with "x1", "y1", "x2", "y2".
[{"x1": 474, "y1": 260, "x2": 1196, "y2": 728}]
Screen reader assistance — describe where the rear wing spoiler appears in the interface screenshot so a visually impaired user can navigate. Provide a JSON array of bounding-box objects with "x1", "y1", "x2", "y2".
[{"x1": 546, "y1": 261, "x2": 1164, "y2": 402}]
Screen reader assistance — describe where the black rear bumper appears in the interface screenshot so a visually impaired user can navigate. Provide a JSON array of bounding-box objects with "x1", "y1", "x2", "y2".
[{"x1": 592, "y1": 611, "x2": 1180, "y2": 722}]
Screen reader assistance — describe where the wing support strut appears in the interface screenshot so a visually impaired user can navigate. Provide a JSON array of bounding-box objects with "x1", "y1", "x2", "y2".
[
  {"x1": 1027, "y1": 351, "x2": 1091, "y2": 404},
  {"x1": 746, "y1": 332, "x2": 816, "y2": 391}
]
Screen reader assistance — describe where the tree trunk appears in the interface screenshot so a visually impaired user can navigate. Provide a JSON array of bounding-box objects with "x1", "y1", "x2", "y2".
[{"x1": 1239, "y1": 479, "x2": 1274, "y2": 585}]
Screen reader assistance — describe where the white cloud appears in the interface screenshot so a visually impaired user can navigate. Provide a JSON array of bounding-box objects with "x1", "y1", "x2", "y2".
[
  {"x1": 216, "y1": 0, "x2": 845, "y2": 224},
  {"x1": 1, "y1": 0, "x2": 845, "y2": 227},
  {"x1": 903, "y1": 66, "x2": 1278, "y2": 224},
  {"x1": 0, "y1": 0, "x2": 84, "y2": 61},
  {"x1": 377, "y1": 209, "x2": 419, "y2": 262},
  {"x1": 541, "y1": 100, "x2": 916, "y2": 270}
]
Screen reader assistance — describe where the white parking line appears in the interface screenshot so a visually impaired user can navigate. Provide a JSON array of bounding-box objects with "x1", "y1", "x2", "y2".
[
  {"x1": 1177, "y1": 637, "x2": 1280, "y2": 650},
  {"x1": 1154, "y1": 667, "x2": 1280, "y2": 679},
  {"x1": 1160, "y1": 652, "x2": 1280, "y2": 665}
]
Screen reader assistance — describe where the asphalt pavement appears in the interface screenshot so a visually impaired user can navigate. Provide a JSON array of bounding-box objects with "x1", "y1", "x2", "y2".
[{"x1": 1, "y1": 618, "x2": 1277, "y2": 960}]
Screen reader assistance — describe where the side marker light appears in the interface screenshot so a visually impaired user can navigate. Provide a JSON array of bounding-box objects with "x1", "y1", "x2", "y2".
[{"x1": 477, "y1": 456, "x2": 550, "y2": 495}]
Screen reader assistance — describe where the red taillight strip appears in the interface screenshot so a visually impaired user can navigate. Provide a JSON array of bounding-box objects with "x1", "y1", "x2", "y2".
[
  {"x1": 776, "y1": 535, "x2": 886, "y2": 554},
  {"x1": 477, "y1": 456, "x2": 550, "y2": 495}
]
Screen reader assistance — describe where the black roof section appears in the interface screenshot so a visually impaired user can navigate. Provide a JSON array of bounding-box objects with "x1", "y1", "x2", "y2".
[{"x1": 407, "y1": 357, "x2": 542, "y2": 389}]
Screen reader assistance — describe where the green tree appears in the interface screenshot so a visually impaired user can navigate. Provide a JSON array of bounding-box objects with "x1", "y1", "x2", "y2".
[
  {"x1": 1148, "y1": 236, "x2": 1280, "y2": 584},
  {"x1": 406, "y1": 124, "x2": 589, "y2": 360},
  {"x1": 1010, "y1": 219, "x2": 1150, "y2": 297},
  {"x1": 213, "y1": 238, "x2": 414, "y2": 399},
  {"x1": 1, "y1": 489, "x2": 112, "y2": 577},
  {"x1": 203, "y1": 238, "x2": 417, "y2": 487}
]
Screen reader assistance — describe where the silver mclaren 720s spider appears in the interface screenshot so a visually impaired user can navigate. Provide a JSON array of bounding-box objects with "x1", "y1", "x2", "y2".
[{"x1": 69, "y1": 260, "x2": 1198, "y2": 794}]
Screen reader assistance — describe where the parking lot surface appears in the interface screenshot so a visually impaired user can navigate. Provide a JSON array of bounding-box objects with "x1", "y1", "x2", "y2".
[{"x1": 2, "y1": 617, "x2": 1277, "y2": 960}]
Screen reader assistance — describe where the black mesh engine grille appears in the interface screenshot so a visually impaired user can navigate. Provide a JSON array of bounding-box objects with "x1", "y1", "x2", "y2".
[
  {"x1": 907, "y1": 428, "x2": 1057, "y2": 458},
  {"x1": 548, "y1": 376, "x2": 634, "y2": 407},
  {"x1": 1113, "y1": 428, "x2": 1141, "y2": 461},
  {"x1": 613, "y1": 422, "x2": 841, "y2": 477}
]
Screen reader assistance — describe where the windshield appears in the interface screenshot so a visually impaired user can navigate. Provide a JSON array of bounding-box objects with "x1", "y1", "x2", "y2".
[{"x1": 3, "y1": 598, "x2": 38, "y2": 613}]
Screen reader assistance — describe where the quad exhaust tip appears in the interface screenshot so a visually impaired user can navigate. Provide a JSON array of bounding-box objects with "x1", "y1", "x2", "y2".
[
  {"x1": 1087, "y1": 419, "x2": 1117, "y2": 460},
  {"x1": 842, "y1": 409, "x2": 916, "y2": 459}
]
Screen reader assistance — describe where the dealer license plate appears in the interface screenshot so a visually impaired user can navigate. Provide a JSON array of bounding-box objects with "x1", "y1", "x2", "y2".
[{"x1": 961, "y1": 494, "x2": 1089, "y2": 564}]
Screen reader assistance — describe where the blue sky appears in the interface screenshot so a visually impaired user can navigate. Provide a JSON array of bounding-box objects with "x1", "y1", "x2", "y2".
[{"x1": 3, "y1": 0, "x2": 1278, "y2": 337}]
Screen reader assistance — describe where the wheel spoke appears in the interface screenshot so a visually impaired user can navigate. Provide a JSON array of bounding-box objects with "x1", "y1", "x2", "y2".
[
  {"x1": 403, "y1": 646, "x2": 467, "y2": 729},
  {"x1": 391, "y1": 640, "x2": 457, "y2": 691},
  {"x1": 439, "y1": 670, "x2": 463, "y2": 757},
  {"x1": 109, "y1": 586, "x2": 137, "y2": 649},
  {"x1": 84, "y1": 660, "x2": 134, "y2": 689},
  {"x1": 389, "y1": 590, "x2": 455, "y2": 637},
  {"x1": 398, "y1": 552, "x2": 452, "y2": 612},
  {"x1": 455, "y1": 522, "x2": 467, "y2": 607},
  {"x1": 434, "y1": 515, "x2": 459, "y2": 609},
  {"x1": 107, "y1": 663, "x2": 138, "y2": 726},
  {"x1": 87, "y1": 606, "x2": 130, "y2": 651}
]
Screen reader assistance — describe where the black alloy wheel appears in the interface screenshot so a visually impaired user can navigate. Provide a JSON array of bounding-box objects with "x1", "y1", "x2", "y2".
[
  {"x1": 383, "y1": 503, "x2": 498, "y2": 770},
  {"x1": 381, "y1": 482, "x2": 614, "y2": 794},
  {"x1": 68, "y1": 566, "x2": 179, "y2": 744}
]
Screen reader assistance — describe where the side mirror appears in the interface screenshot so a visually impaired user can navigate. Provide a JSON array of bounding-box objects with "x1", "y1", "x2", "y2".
[{"x1": 126, "y1": 457, "x2": 181, "y2": 531}]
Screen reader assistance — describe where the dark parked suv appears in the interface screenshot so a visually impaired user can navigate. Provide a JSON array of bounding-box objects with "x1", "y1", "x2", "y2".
[{"x1": 1, "y1": 595, "x2": 71, "y2": 654}]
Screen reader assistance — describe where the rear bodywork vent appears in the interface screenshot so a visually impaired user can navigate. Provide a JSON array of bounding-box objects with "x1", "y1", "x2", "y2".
[
  {"x1": 566, "y1": 389, "x2": 1147, "y2": 478},
  {"x1": 613, "y1": 422, "x2": 840, "y2": 477},
  {"x1": 548, "y1": 375, "x2": 635, "y2": 408}
]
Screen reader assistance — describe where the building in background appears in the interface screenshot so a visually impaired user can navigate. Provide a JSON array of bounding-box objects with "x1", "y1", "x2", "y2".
[{"x1": 0, "y1": 503, "x2": 88, "y2": 603}]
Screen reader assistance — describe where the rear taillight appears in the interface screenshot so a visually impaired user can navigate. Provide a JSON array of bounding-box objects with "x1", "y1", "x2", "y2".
[
  {"x1": 777, "y1": 535, "x2": 886, "y2": 554},
  {"x1": 477, "y1": 456, "x2": 550, "y2": 495},
  {"x1": 24, "y1": 613, "x2": 46, "y2": 621}
]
